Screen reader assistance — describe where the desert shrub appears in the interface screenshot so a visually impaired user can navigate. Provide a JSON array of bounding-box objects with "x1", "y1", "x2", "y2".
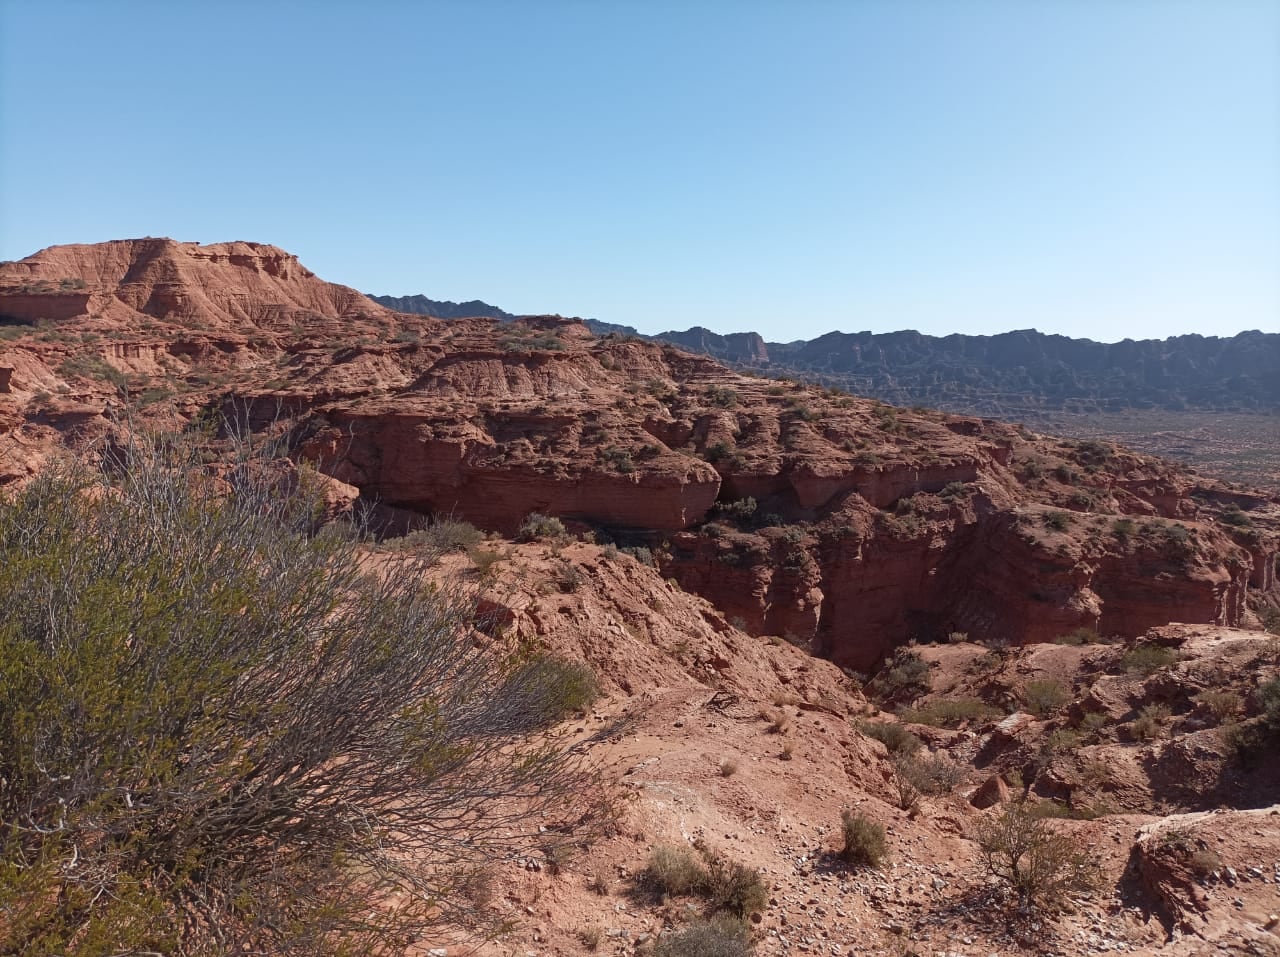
[
  {"x1": 1195, "y1": 689, "x2": 1242, "y2": 723},
  {"x1": 893, "y1": 752, "x2": 964, "y2": 800},
  {"x1": 553, "y1": 561, "x2": 584, "y2": 592},
  {"x1": 899, "y1": 696, "x2": 999, "y2": 728},
  {"x1": 398, "y1": 515, "x2": 485, "y2": 554},
  {"x1": 1111, "y1": 518, "x2": 1137, "y2": 542},
  {"x1": 706, "y1": 385, "x2": 739, "y2": 408},
  {"x1": 840, "y1": 811, "x2": 886, "y2": 868},
  {"x1": 622, "y1": 545, "x2": 653, "y2": 565},
  {"x1": 1054, "y1": 626, "x2": 1100, "y2": 646},
  {"x1": 1026, "y1": 799, "x2": 1106, "y2": 821},
  {"x1": 468, "y1": 544, "x2": 505, "y2": 577},
  {"x1": 645, "y1": 845, "x2": 709, "y2": 897},
  {"x1": 1262, "y1": 608, "x2": 1280, "y2": 636},
  {"x1": 0, "y1": 434, "x2": 602, "y2": 955},
  {"x1": 654, "y1": 915, "x2": 754, "y2": 957},
  {"x1": 704, "y1": 441, "x2": 733, "y2": 463},
  {"x1": 1023, "y1": 679, "x2": 1071, "y2": 716},
  {"x1": 57, "y1": 353, "x2": 127, "y2": 388},
  {"x1": 714, "y1": 496, "x2": 758, "y2": 522},
  {"x1": 974, "y1": 804, "x2": 1101, "y2": 913},
  {"x1": 1219, "y1": 504, "x2": 1252, "y2": 528},
  {"x1": 703, "y1": 857, "x2": 769, "y2": 917},
  {"x1": 1079, "y1": 711, "x2": 1111, "y2": 737},
  {"x1": 857, "y1": 720, "x2": 923, "y2": 756},
  {"x1": 940, "y1": 481, "x2": 969, "y2": 499},
  {"x1": 867, "y1": 649, "x2": 931, "y2": 702},
  {"x1": 1127, "y1": 703, "x2": 1171, "y2": 741},
  {"x1": 599, "y1": 446, "x2": 635, "y2": 473},
  {"x1": 718, "y1": 757, "x2": 739, "y2": 777},
  {"x1": 577, "y1": 926, "x2": 603, "y2": 950},
  {"x1": 1042, "y1": 511, "x2": 1071, "y2": 531},
  {"x1": 1189, "y1": 848, "x2": 1224, "y2": 876},
  {"x1": 503, "y1": 653, "x2": 600, "y2": 725},
  {"x1": 518, "y1": 511, "x2": 567, "y2": 541},
  {"x1": 1120, "y1": 644, "x2": 1179, "y2": 675},
  {"x1": 1035, "y1": 729, "x2": 1080, "y2": 758}
]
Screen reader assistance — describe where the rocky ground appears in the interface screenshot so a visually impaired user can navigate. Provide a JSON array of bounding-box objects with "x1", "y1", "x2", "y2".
[{"x1": 402, "y1": 541, "x2": 1280, "y2": 957}]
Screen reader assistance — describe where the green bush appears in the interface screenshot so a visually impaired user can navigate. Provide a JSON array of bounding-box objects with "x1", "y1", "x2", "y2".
[
  {"x1": 893, "y1": 751, "x2": 964, "y2": 798},
  {"x1": 898, "y1": 696, "x2": 999, "y2": 728},
  {"x1": 1023, "y1": 679, "x2": 1071, "y2": 716},
  {"x1": 867, "y1": 649, "x2": 931, "y2": 702},
  {"x1": 840, "y1": 811, "x2": 886, "y2": 868},
  {"x1": 518, "y1": 511, "x2": 567, "y2": 541},
  {"x1": 857, "y1": 720, "x2": 923, "y2": 755},
  {"x1": 973, "y1": 804, "x2": 1101, "y2": 912},
  {"x1": 1127, "y1": 703, "x2": 1170, "y2": 741},
  {"x1": 396, "y1": 515, "x2": 485, "y2": 554},
  {"x1": 1042, "y1": 511, "x2": 1071, "y2": 531},
  {"x1": 1120, "y1": 644, "x2": 1179, "y2": 675},
  {"x1": 645, "y1": 845, "x2": 708, "y2": 897},
  {"x1": 0, "y1": 435, "x2": 600, "y2": 954},
  {"x1": 503, "y1": 653, "x2": 600, "y2": 724},
  {"x1": 703, "y1": 857, "x2": 769, "y2": 918},
  {"x1": 654, "y1": 916, "x2": 754, "y2": 957}
]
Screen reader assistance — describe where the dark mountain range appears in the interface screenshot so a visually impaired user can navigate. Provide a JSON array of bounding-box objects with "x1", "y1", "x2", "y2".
[
  {"x1": 761, "y1": 328, "x2": 1280, "y2": 416},
  {"x1": 370, "y1": 294, "x2": 514, "y2": 321},
  {"x1": 370, "y1": 292, "x2": 1279, "y2": 415}
]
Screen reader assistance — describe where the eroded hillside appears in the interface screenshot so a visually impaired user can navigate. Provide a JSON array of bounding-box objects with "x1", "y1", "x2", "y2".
[
  {"x1": 5, "y1": 239, "x2": 1280, "y2": 955},
  {"x1": 2, "y1": 240, "x2": 1277, "y2": 672}
]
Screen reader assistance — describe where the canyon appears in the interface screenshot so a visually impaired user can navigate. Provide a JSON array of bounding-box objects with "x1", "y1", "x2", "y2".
[{"x1": 4, "y1": 238, "x2": 1280, "y2": 956}]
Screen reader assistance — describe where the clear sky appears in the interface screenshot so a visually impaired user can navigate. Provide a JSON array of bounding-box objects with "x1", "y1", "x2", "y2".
[{"x1": 1, "y1": 1, "x2": 1277, "y2": 342}]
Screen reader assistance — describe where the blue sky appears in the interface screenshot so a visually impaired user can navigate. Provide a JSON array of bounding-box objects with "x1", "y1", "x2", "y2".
[{"x1": 1, "y1": 1, "x2": 1277, "y2": 342}]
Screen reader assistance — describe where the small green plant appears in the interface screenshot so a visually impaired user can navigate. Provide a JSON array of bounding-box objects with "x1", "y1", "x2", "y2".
[
  {"x1": 1120, "y1": 644, "x2": 1179, "y2": 676},
  {"x1": 840, "y1": 811, "x2": 886, "y2": 868},
  {"x1": 1195, "y1": 689, "x2": 1241, "y2": 723},
  {"x1": 57, "y1": 353, "x2": 127, "y2": 388},
  {"x1": 973, "y1": 804, "x2": 1101, "y2": 913},
  {"x1": 1111, "y1": 517, "x2": 1137, "y2": 542},
  {"x1": 468, "y1": 545, "x2": 505, "y2": 577},
  {"x1": 1042, "y1": 511, "x2": 1071, "y2": 531},
  {"x1": 1077, "y1": 712, "x2": 1110, "y2": 739},
  {"x1": 518, "y1": 512, "x2": 567, "y2": 541},
  {"x1": 898, "y1": 697, "x2": 999, "y2": 728},
  {"x1": 598, "y1": 446, "x2": 635, "y2": 473},
  {"x1": 706, "y1": 385, "x2": 738, "y2": 408},
  {"x1": 1219, "y1": 504, "x2": 1252, "y2": 528},
  {"x1": 653, "y1": 915, "x2": 754, "y2": 957},
  {"x1": 1053, "y1": 626, "x2": 1100, "y2": 646},
  {"x1": 856, "y1": 720, "x2": 923, "y2": 756},
  {"x1": 644, "y1": 845, "x2": 708, "y2": 897},
  {"x1": 621, "y1": 545, "x2": 653, "y2": 565},
  {"x1": 504, "y1": 654, "x2": 600, "y2": 725},
  {"x1": 702, "y1": 856, "x2": 769, "y2": 917},
  {"x1": 396, "y1": 516, "x2": 485, "y2": 554},
  {"x1": 1128, "y1": 702, "x2": 1171, "y2": 741},
  {"x1": 892, "y1": 751, "x2": 964, "y2": 798},
  {"x1": 866, "y1": 649, "x2": 931, "y2": 703},
  {"x1": 1023, "y1": 679, "x2": 1070, "y2": 716}
]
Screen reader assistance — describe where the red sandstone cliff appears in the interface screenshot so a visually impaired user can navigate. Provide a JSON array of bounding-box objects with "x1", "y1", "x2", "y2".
[{"x1": 2, "y1": 239, "x2": 1276, "y2": 671}]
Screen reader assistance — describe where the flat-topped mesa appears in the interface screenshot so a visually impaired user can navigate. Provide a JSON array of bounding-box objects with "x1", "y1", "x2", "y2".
[{"x1": 3, "y1": 238, "x2": 1277, "y2": 669}]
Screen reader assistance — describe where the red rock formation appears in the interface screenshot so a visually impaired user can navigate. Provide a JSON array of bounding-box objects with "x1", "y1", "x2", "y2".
[{"x1": 2, "y1": 238, "x2": 1276, "y2": 673}]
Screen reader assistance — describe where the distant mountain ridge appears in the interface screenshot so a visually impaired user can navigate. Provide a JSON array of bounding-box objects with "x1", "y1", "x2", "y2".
[
  {"x1": 369, "y1": 292, "x2": 1279, "y2": 415},
  {"x1": 371, "y1": 294, "x2": 514, "y2": 321}
]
